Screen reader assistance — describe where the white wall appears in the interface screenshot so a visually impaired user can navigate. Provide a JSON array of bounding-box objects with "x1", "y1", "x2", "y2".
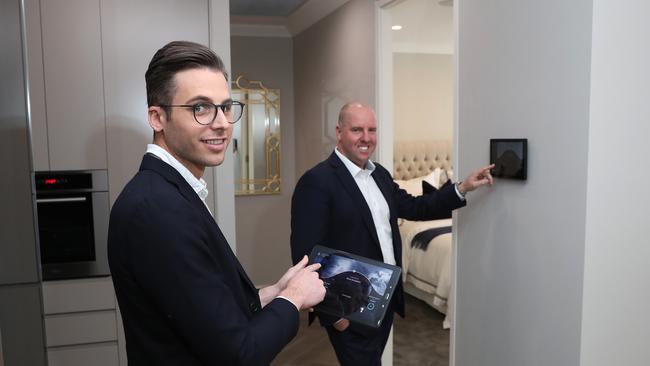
[
  {"x1": 455, "y1": 0, "x2": 593, "y2": 365},
  {"x1": 456, "y1": 0, "x2": 650, "y2": 365},
  {"x1": 293, "y1": 0, "x2": 376, "y2": 175},
  {"x1": 393, "y1": 53, "x2": 453, "y2": 143},
  {"x1": 580, "y1": 1, "x2": 650, "y2": 365}
]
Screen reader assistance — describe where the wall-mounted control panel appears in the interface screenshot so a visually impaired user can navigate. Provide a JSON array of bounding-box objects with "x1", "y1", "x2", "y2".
[{"x1": 490, "y1": 139, "x2": 527, "y2": 180}]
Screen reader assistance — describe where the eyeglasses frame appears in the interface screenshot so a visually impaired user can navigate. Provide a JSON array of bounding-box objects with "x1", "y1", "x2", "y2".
[{"x1": 155, "y1": 100, "x2": 246, "y2": 125}]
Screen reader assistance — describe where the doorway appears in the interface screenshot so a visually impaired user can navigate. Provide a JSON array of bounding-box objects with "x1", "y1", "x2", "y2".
[{"x1": 376, "y1": 0, "x2": 456, "y2": 365}]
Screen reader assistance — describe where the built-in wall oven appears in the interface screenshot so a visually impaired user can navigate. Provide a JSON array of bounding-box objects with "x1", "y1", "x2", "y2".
[{"x1": 34, "y1": 170, "x2": 110, "y2": 281}]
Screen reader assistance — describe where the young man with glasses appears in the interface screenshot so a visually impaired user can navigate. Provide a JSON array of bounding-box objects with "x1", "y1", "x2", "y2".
[{"x1": 108, "y1": 41, "x2": 325, "y2": 365}]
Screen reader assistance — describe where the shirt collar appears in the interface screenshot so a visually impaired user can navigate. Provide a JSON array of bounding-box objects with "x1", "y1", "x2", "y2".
[
  {"x1": 146, "y1": 144, "x2": 209, "y2": 201},
  {"x1": 334, "y1": 147, "x2": 376, "y2": 177}
]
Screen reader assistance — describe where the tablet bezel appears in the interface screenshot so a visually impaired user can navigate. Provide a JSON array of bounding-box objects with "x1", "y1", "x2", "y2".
[{"x1": 308, "y1": 245, "x2": 402, "y2": 329}]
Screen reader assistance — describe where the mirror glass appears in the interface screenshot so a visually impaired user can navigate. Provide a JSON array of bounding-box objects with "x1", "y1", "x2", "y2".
[{"x1": 232, "y1": 76, "x2": 281, "y2": 195}]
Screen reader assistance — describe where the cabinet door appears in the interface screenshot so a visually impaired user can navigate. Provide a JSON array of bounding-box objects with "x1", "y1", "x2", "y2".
[
  {"x1": 48, "y1": 343, "x2": 119, "y2": 366},
  {"x1": 41, "y1": 0, "x2": 107, "y2": 170},
  {"x1": 0, "y1": 285, "x2": 47, "y2": 366},
  {"x1": 0, "y1": 0, "x2": 40, "y2": 285},
  {"x1": 24, "y1": 0, "x2": 49, "y2": 171},
  {"x1": 45, "y1": 311, "x2": 117, "y2": 347}
]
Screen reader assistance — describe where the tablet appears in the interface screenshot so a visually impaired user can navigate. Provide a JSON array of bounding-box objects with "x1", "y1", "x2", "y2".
[{"x1": 309, "y1": 245, "x2": 402, "y2": 329}]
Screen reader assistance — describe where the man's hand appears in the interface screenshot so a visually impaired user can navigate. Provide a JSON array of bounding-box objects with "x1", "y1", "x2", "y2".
[
  {"x1": 333, "y1": 318, "x2": 350, "y2": 332},
  {"x1": 278, "y1": 258, "x2": 325, "y2": 310},
  {"x1": 458, "y1": 164, "x2": 495, "y2": 194},
  {"x1": 275, "y1": 255, "x2": 311, "y2": 294},
  {"x1": 260, "y1": 255, "x2": 323, "y2": 308}
]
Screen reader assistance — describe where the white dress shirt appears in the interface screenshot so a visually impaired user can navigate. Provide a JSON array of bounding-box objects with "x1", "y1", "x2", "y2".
[
  {"x1": 146, "y1": 144, "x2": 212, "y2": 215},
  {"x1": 334, "y1": 148, "x2": 396, "y2": 265}
]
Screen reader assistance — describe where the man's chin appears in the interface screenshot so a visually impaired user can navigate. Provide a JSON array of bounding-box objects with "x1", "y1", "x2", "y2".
[
  {"x1": 357, "y1": 153, "x2": 372, "y2": 163},
  {"x1": 205, "y1": 155, "x2": 226, "y2": 167}
]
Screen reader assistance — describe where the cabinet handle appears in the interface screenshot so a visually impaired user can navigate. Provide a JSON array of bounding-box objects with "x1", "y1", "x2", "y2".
[{"x1": 36, "y1": 197, "x2": 87, "y2": 203}]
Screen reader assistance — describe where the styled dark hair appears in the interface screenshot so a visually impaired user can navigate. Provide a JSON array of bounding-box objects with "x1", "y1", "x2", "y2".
[{"x1": 145, "y1": 40, "x2": 228, "y2": 107}]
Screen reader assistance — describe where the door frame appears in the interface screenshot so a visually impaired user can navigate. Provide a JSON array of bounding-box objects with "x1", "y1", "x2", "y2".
[{"x1": 375, "y1": 1, "x2": 459, "y2": 365}]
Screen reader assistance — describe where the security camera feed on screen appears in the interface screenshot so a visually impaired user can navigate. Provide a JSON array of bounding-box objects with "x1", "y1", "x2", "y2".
[
  {"x1": 310, "y1": 246, "x2": 401, "y2": 328},
  {"x1": 490, "y1": 139, "x2": 527, "y2": 180}
]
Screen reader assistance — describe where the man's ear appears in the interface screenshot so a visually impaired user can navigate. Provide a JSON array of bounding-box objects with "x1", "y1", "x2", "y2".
[
  {"x1": 335, "y1": 124, "x2": 341, "y2": 141},
  {"x1": 148, "y1": 106, "x2": 166, "y2": 132}
]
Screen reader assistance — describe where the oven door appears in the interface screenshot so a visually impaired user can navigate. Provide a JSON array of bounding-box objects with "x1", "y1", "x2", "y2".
[{"x1": 36, "y1": 191, "x2": 110, "y2": 280}]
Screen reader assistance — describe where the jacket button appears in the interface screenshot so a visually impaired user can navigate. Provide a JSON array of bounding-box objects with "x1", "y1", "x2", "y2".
[{"x1": 249, "y1": 302, "x2": 260, "y2": 313}]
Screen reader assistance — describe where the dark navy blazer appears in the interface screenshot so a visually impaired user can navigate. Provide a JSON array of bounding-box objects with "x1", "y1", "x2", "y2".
[
  {"x1": 108, "y1": 154, "x2": 298, "y2": 365},
  {"x1": 290, "y1": 152, "x2": 465, "y2": 327}
]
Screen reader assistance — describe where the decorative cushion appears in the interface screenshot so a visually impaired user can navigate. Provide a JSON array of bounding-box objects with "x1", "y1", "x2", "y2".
[
  {"x1": 421, "y1": 180, "x2": 453, "y2": 219},
  {"x1": 422, "y1": 168, "x2": 442, "y2": 189}
]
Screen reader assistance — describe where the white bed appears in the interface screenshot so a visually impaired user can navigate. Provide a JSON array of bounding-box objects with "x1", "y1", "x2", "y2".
[{"x1": 393, "y1": 140, "x2": 454, "y2": 329}]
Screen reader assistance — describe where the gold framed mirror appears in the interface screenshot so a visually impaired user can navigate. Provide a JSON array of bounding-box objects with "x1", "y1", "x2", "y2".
[{"x1": 232, "y1": 76, "x2": 281, "y2": 195}]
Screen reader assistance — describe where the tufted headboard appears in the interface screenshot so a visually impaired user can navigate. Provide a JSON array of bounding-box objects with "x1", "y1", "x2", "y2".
[{"x1": 393, "y1": 140, "x2": 453, "y2": 180}]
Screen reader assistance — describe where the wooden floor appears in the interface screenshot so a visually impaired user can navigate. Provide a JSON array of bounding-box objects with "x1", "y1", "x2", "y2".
[
  {"x1": 271, "y1": 312, "x2": 340, "y2": 366},
  {"x1": 272, "y1": 294, "x2": 449, "y2": 366}
]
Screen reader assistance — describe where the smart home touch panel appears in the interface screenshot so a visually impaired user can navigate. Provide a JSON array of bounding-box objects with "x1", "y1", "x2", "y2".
[
  {"x1": 309, "y1": 245, "x2": 401, "y2": 328},
  {"x1": 490, "y1": 138, "x2": 527, "y2": 180}
]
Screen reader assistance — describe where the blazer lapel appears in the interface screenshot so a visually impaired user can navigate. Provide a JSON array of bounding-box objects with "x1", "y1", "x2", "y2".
[
  {"x1": 209, "y1": 222, "x2": 258, "y2": 294},
  {"x1": 140, "y1": 155, "x2": 258, "y2": 295},
  {"x1": 328, "y1": 153, "x2": 382, "y2": 248}
]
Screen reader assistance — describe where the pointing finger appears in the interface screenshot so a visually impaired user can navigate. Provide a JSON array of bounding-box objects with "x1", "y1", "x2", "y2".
[{"x1": 305, "y1": 263, "x2": 321, "y2": 272}]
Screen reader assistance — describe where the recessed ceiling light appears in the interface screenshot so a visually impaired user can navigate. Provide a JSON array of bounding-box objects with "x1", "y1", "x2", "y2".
[{"x1": 392, "y1": 25, "x2": 403, "y2": 30}]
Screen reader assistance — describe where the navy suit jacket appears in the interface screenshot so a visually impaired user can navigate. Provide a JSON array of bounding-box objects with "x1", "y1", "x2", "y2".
[
  {"x1": 291, "y1": 152, "x2": 465, "y2": 327},
  {"x1": 108, "y1": 155, "x2": 298, "y2": 365}
]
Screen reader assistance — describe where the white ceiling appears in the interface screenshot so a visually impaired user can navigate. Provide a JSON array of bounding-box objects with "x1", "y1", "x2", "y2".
[
  {"x1": 230, "y1": 0, "x2": 309, "y2": 17},
  {"x1": 230, "y1": 0, "x2": 349, "y2": 37},
  {"x1": 389, "y1": 0, "x2": 454, "y2": 54}
]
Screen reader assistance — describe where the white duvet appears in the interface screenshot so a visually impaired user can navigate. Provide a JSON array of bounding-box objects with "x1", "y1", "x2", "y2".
[{"x1": 399, "y1": 218, "x2": 453, "y2": 328}]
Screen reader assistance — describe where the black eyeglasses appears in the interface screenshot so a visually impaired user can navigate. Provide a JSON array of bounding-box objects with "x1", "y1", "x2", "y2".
[{"x1": 157, "y1": 101, "x2": 245, "y2": 125}]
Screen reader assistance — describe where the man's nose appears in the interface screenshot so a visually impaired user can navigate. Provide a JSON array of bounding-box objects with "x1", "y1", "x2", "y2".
[{"x1": 210, "y1": 107, "x2": 228, "y2": 129}]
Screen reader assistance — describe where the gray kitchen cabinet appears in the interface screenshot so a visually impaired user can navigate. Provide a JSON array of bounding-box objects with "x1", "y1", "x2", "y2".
[
  {"x1": 42, "y1": 277, "x2": 120, "y2": 365},
  {"x1": 45, "y1": 311, "x2": 117, "y2": 347},
  {"x1": 0, "y1": 0, "x2": 40, "y2": 285},
  {"x1": 0, "y1": 285, "x2": 47, "y2": 366},
  {"x1": 48, "y1": 343, "x2": 119, "y2": 366},
  {"x1": 38, "y1": 0, "x2": 107, "y2": 170},
  {"x1": 42, "y1": 277, "x2": 116, "y2": 314},
  {"x1": 24, "y1": 0, "x2": 49, "y2": 171},
  {"x1": 0, "y1": 1, "x2": 48, "y2": 364}
]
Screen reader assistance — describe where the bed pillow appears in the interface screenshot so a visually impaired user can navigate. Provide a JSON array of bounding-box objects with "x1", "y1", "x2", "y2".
[
  {"x1": 422, "y1": 179, "x2": 452, "y2": 194},
  {"x1": 421, "y1": 180, "x2": 453, "y2": 219},
  {"x1": 438, "y1": 169, "x2": 450, "y2": 188},
  {"x1": 445, "y1": 169, "x2": 454, "y2": 182},
  {"x1": 394, "y1": 177, "x2": 424, "y2": 196},
  {"x1": 422, "y1": 168, "x2": 442, "y2": 189}
]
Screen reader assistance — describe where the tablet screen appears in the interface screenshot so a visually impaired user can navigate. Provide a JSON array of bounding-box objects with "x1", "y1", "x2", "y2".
[{"x1": 309, "y1": 246, "x2": 401, "y2": 328}]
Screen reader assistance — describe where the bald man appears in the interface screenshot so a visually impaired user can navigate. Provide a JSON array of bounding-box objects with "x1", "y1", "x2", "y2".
[{"x1": 290, "y1": 102, "x2": 493, "y2": 365}]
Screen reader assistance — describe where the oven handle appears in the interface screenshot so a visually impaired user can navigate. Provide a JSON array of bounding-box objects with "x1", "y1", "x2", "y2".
[{"x1": 36, "y1": 197, "x2": 87, "y2": 203}]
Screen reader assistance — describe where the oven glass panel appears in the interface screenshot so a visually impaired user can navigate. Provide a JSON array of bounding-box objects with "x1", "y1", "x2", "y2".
[{"x1": 37, "y1": 193, "x2": 96, "y2": 264}]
